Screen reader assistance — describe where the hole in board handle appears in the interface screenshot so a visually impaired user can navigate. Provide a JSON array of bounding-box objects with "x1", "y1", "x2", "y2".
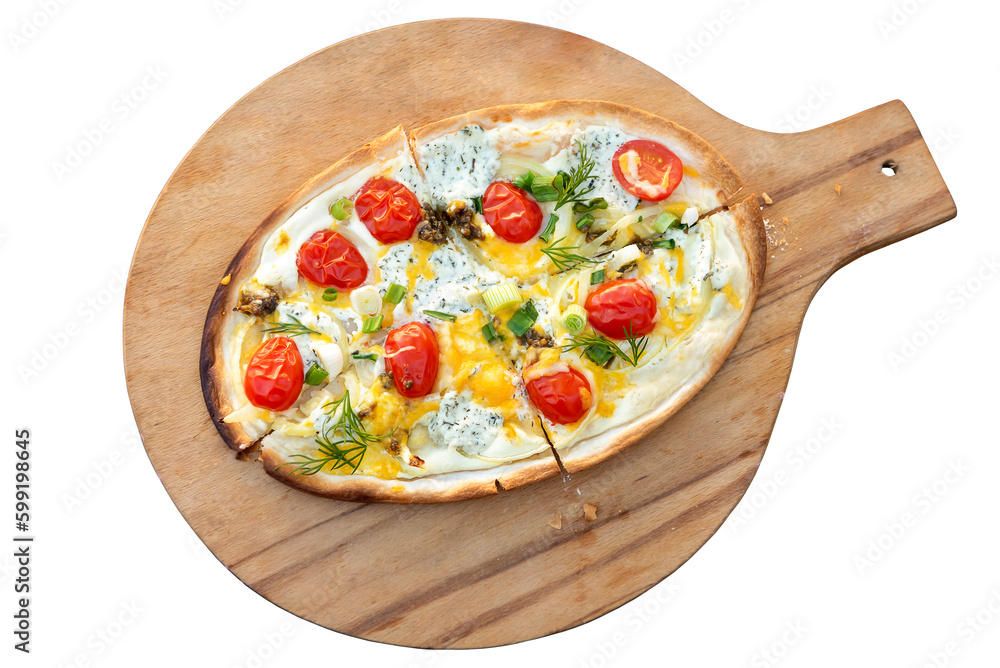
[{"x1": 881, "y1": 159, "x2": 898, "y2": 177}]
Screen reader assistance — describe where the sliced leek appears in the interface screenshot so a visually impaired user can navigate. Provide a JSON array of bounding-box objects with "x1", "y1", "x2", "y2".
[
  {"x1": 561, "y1": 305, "x2": 587, "y2": 333},
  {"x1": 482, "y1": 282, "x2": 522, "y2": 313}
]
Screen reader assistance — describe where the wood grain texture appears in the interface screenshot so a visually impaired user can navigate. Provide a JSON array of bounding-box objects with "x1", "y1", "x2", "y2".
[{"x1": 123, "y1": 19, "x2": 956, "y2": 648}]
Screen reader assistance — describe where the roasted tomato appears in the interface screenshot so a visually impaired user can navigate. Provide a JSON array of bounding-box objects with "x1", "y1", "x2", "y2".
[
  {"x1": 611, "y1": 139, "x2": 683, "y2": 201},
  {"x1": 584, "y1": 278, "x2": 658, "y2": 339},
  {"x1": 243, "y1": 336, "x2": 304, "y2": 411},
  {"x1": 354, "y1": 177, "x2": 423, "y2": 243},
  {"x1": 482, "y1": 181, "x2": 543, "y2": 243},
  {"x1": 525, "y1": 366, "x2": 593, "y2": 425},
  {"x1": 296, "y1": 230, "x2": 368, "y2": 289},
  {"x1": 385, "y1": 321, "x2": 439, "y2": 398}
]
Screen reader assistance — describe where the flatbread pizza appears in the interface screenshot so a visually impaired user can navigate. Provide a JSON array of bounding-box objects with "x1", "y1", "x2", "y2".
[{"x1": 200, "y1": 100, "x2": 766, "y2": 503}]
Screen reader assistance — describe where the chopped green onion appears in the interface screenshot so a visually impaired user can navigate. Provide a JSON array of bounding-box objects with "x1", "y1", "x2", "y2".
[
  {"x1": 330, "y1": 198, "x2": 353, "y2": 221},
  {"x1": 539, "y1": 213, "x2": 558, "y2": 243},
  {"x1": 530, "y1": 175, "x2": 560, "y2": 202},
  {"x1": 561, "y1": 305, "x2": 587, "y2": 333},
  {"x1": 652, "y1": 238, "x2": 676, "y2": 250},
  {"x1": 472, "y1": 195, "x2": 483, "y2": 214},
  {"x1": 507, "y1": 301, "x2": 538, "y2": 337},
  {"x1": 513, "y1": 171, "x2": 535, "y2": 191},
  {"x1": 482, "y1": 283, "x2": 522, "y2": 313},
  {"x1": 575, "y1": 213, "x2": 595, "y2": 230},
  {"x1": 653, "y1": 212, "x2": 681, "y2": 233},
  {"x1": 361, "y1": 315, "x2": 383, "y2": 333},
  {"x1": 638, "y1": 215, "x2": 643, "y2": 223},
  {"x1": 352, "y1": 352, "x2": 378, "y2": 361},
  {"x1": 482, "y1": 322, "x2": 503, "y2": 343},
  {"x1": 554, "y1": 172, "x2": 569, "y2": 191},
  {"x1": 590, "y1": 269, "x2": 606, "y2": 285},
  {"x1": 322, "y1": 287, "x2": 338, "y2": 301},
  {"x1": 304, "y1": 363, "x2": 329, "y2": 386},
  {"x1": 384, "y1": 283, "x2": 406, "y2": 305},
  {"x1": 584, "y1": 344, "x2": 615, "y2": 366},
  {"x1": 423, "y1": 310, "x2": 457, "y2": 322},
  {"x1": 572, "y1": 198, "x2": 608, "y2": 214}
]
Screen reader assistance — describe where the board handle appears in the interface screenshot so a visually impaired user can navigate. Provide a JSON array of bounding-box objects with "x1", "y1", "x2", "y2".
[{"x1": 737, "y1": 100, "x2": 956, "y2": 281}]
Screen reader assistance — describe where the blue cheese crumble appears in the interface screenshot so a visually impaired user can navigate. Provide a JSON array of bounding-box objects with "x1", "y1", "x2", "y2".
[
  {"x1": 412, "y1": 244, "x2": 504, "y2": 315},
  {"x1": 418, "y1": 124, "x2": 501, "y2": 207},
  {"x1": 571, "y1": 126, "x2": 639, "y2": 213},
  {"x1": 428, "y1": 390, "x2": 503, "y2": 457}
]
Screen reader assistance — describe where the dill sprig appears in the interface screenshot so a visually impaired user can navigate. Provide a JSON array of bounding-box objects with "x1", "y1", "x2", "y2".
[
  {"x1": 562, "y1": 326, "x2": 649, "y2": 367},
  {"x1": 277, "y1": 391, "x2": 391, "y2": 476},
  {"x1": 537, "y1": 140, "x2": 605, "y2": 242},
  {"x1": 541, "y1": 237, "x2": 600, "y2": 273},
  {"x1": 261, "y1": 315, "x2": 321, "y2": 337},
  {"x1": 554, "y1": 140, "x2": 599, "y2": 210}
]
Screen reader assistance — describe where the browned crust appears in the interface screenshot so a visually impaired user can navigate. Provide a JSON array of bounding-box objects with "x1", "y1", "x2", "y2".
[
  {"x1": 409, "y1": 100, "x2": 743, "y2": 202},
  {"x1": 557, "y1": 195, "x2": 767, "y2": 473},
  {"x1": 259, "y1": 447, "x2": 561, "y2": 504},
  {"x1": 202, "y1": 105, "x2": 765, "y2": 504},
  {"x1": 200, "y1": 126, "x2": 409, "y2": 451}
]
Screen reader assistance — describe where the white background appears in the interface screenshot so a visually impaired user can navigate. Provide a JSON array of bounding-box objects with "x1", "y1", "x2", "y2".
[{"x1": 3, "y1": 0, "x2": 997, "y2": 666}]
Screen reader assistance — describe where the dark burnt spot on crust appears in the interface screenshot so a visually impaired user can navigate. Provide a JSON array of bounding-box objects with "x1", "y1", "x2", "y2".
[
  {"x1": 235, "y1": 438, "x2": 265, "y2": 462},
  {"x1": 235, "y1": 286, "x2": 278, "y2": 317},
  {"x1": 408, "y1": 454, "x2": 425, "y2": 468}
]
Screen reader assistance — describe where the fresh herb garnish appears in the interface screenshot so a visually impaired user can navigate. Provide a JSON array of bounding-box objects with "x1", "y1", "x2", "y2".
[
  {"x1": 423, "y1": 310, "x2": 457, "y2": 322},
  {"x1": 352, "y1": 352, "x2": 378, "y2": 362},
  {"x1": 511, "y1": 143, "x2": 609, "y2": 242},
  {"x1": 507, "y1": 301, "x2": 538, "y2": 337},
  {"x1": 472, "y1": 195, "x2": 483, "y2": 214},
  {"x1": 482, "y1": 321, "x2": 503, "y2": 343},
  {"x1": 651, "y1": 238, "x2": 676, "y2": 250},
  {"x1": 563, "y1": 326, "x2": 649, "y2": 367},
  {"x1": 541, "y1": 237, "x2": 601, "y2": 273},
  {"x1": 277, "y1": 391, "x2": 391, "y2": 476},
  {"x1": 261, "y1": 315, "x2": 321, "y2": 337},
  {"x1": 304, "y1": 363, "x2": 329, "y2": 386}
]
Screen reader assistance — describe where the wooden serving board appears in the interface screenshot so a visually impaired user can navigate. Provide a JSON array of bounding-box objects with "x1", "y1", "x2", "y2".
[{"x1": 123, "y1": 19, "x2": 956, "y2": 649}]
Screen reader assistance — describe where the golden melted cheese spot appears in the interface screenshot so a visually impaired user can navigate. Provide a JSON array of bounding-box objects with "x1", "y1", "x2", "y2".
[
  {"x1": 721, "y1": 282, "x2": 742, "y2": 310},
  {"x1": 274, "y1": 230, "x2": 291, "y2": 254},
  {"x1": 473, "y1": 235, "x2": 545, "y2": 278}
]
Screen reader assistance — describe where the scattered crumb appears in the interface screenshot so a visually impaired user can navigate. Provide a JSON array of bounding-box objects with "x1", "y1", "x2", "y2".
[
  {"x1": 220, "y1": 274, "x2": 231, "y2": 285},
  {"x1": 549, "y1": 512, "x2": 563, "y2": 530},
  {"x1": 697, "y1": 452, "x2": 703, "y2": 458},
  {"x1": 583, "y1": 504, "x2": 598, "y2": 521},
  {"x1": 764, "y1": 217, "x2": 790, "y2": 251},
  {"x1": 834, "y1": 184, "x2": 842, "y2": 196},
  {"x1": 762, "y1": 192, "x2": 773, "y2": 205}
]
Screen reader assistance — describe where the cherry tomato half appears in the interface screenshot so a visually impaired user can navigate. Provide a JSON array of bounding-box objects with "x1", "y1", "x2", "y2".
[
  {"x1": 584, "y1": 278, "x2": 658, "y2": 339},
  {"x1": 611, "y1": 139, "x2": 683, "y2": 202},
  {"x1": 525, "y1": 366, "x2": 593, "y2": 425},
  {"x1": 482, "y1": 181, "x2": 543, "y2": 243},
  {"x1": 354, "y1": 177, "x2": 423, "y2": 243},
  {"x1": 296, "y1": 230, "x2": 368, "y2": 289},
  {"x1": 243, "y1": 336, "x2": 304, "y2": 411},
  {"x1": 385, "y1": 321, "x2": 439, "y2": 398}
]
